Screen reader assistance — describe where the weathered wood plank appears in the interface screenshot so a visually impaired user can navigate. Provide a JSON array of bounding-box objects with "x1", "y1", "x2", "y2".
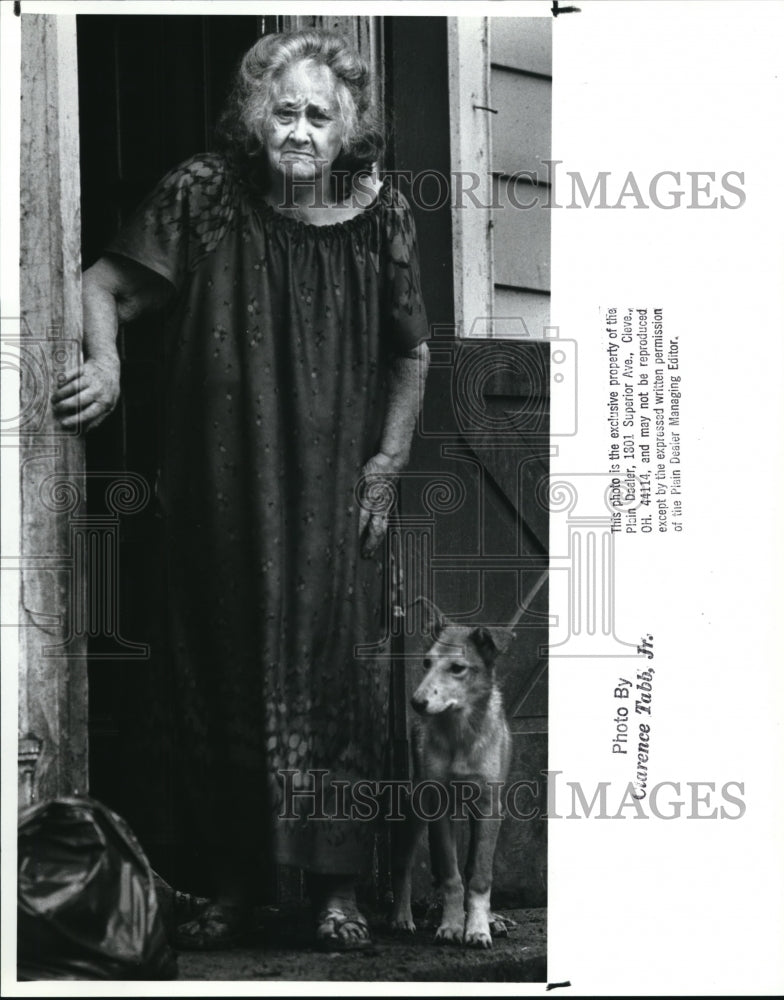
[
  {"x1": 448, "y1": 17, "x2": 494, "y2": 338},
  {"x1": 19, "y1": 13, "x2": 87, "y2": 805}
]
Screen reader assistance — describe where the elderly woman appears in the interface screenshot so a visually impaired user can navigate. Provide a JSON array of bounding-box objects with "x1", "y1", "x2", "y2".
[{"x1": 52, "y1": 29, "x2": 429, "y2": 950}]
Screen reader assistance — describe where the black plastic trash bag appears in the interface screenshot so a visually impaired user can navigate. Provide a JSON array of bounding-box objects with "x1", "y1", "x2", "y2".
[{"x1": 17, "y1": 796, "x2": 178, "y2": 980}]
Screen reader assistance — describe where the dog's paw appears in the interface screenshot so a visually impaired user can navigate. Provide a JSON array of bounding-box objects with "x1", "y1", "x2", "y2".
[
  {"x1": 464, "y1": 911, "x2": 493, "y2": 949},
  {"x1": 434, "y1": 921, "x2": 464, "y2": 944},
  {"x1": 464, "y1": 927, "x2": 493, "y2": 949}
]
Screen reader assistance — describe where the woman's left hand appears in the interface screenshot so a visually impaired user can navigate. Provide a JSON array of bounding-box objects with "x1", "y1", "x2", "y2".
[{"x1": 358, "y1": 452, "x2": 403, "y2": 557}]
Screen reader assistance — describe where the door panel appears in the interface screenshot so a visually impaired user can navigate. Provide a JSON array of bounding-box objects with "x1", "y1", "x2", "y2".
[{"x1": 398, "y1": 338, "x2": 550, "y2": 908}]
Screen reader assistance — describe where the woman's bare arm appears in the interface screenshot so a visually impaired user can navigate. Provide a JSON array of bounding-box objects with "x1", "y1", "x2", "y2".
[
  {"x1": 359, "y1": 341, "x2": 430, "y2": 556},
  {"x1": 51, "y1": 255, "x2": 172, "y2": 432}
]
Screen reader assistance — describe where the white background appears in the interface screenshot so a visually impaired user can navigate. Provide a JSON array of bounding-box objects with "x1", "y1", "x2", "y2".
[
  {"x1": 2, "y1": 1, "x2": 783, "y2": 996},
  {"x1": 548, "y1": 2, "x2": 784, "y2": 995}
]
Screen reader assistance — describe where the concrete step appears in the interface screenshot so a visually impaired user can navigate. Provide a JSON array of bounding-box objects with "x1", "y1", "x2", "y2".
[{"x1": 177, "y1": 907, "x2": 546, "y2": 982}]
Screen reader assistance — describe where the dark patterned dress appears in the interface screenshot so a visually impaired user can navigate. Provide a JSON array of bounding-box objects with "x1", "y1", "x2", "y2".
[{"x1": 108, "y1": 153, "x2": 428, "y2": 874}]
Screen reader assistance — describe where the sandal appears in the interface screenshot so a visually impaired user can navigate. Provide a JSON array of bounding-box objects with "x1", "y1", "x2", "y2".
[
  {"x1": 173, "y1": 901, "x2": 251, "y2": 951},
  {"x1": 315, "y1": 906, "x2": 373, "y2": 951}
]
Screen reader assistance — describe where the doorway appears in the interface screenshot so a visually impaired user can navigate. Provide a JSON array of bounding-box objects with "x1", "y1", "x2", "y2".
[{"x1": 76, "y1": 13, "x2": 548, "y2": 908}]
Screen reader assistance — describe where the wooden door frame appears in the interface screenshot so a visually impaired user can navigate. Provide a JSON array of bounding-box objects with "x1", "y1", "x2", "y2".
[
  {"x1": 277, "y1": 14, "x2": 384, "y2": 115},
  {"x1": 14, "y1": 12, "x2": 385, "y2": 812},
  {"x1": 17, "y1": 13, "x2": 88, "y2": 809},
  {"x1": 448, "y1": 16, "x2": 494, "y2": 337}
]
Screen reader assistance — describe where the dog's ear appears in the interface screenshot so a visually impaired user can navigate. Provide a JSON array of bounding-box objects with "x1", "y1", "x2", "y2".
[
  {"x1": 413, "y1": 596, "x2": 450, "y2": 637},
  {"x1": 468, "y1": 626, "x2": 515, "y2": 666}
]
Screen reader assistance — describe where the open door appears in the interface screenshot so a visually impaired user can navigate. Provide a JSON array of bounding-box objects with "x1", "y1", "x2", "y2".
[
  {"x1": 77, "y1": 11, "x2": 388, "y2": 901},
  {"x1": 75, "y1": 12, "x2": 550, "y2": 908}
]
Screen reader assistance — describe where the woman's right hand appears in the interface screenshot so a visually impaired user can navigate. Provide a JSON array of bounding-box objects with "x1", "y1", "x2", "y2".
[{"x1": 51, "y1": 356, "x2": 121, "y2": 432}]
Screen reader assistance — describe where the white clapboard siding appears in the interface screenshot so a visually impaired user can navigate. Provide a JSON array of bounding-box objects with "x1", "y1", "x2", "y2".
[
  {"x1": 494, "y1": 287, "x2": 552, "y2": 340},
  {"x1": 491, "y1": 15, "x2": 552, "y2": 76},
  {"x1": 492, "y1": 175, "x2": 551, "y2": 291},
  {"x1": 492, "y1": 68, "x2": 552, "y2": 179}
]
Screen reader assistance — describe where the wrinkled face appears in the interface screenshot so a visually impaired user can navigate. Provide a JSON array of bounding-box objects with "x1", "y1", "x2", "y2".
[{"x1": 261, "y1": 60, "x2": 344, "y2": 187}]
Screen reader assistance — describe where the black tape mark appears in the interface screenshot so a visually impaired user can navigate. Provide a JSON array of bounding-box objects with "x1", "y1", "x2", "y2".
[
  {"x1": 546, "y1": 982, "x2": 572, "y2": 992},
  {"x1": 15, "y1": 1, "x2": 22, "y2": 16},
  {"x1": 552, "y1": 1, "x2": 581, "y2": 15}
]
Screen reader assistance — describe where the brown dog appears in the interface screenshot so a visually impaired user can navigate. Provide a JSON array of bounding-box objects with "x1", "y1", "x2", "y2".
[{"x1": 390, "y1": 599, "x2": 513, "y2": 948}]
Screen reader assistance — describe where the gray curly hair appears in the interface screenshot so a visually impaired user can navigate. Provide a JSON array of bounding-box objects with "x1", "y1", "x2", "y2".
[{"x1": 216, "y1": 29, "x2": 384, "y2": 196}]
